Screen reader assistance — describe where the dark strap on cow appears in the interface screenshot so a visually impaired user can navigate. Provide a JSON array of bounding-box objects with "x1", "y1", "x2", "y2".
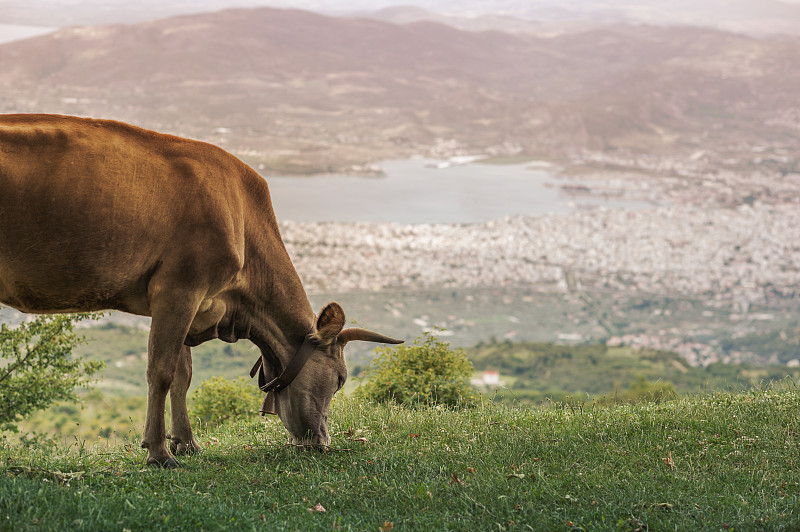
[{"x1": 249, "y1": 334, "x2": 318, "y2": 394}]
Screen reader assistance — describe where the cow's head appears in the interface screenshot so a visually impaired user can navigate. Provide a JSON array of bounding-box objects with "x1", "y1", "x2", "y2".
[{"x1": 261, "y1": 302, "x2": 402, "y2": 446}]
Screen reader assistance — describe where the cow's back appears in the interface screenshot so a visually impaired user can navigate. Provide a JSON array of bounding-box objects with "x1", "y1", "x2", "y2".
[{"x1": 0, "y1": 114, "x2": 248, "y2": 314}]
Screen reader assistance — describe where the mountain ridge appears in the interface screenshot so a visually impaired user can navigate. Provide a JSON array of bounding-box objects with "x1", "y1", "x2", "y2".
[{"x1": 1, "y1": 6, "x2": 798, "y2": 174}]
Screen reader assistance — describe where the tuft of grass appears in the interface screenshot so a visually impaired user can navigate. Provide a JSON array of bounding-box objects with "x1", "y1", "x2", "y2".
[{"x1": 1, "y1": 385, "x2": 799, "y2": 531}]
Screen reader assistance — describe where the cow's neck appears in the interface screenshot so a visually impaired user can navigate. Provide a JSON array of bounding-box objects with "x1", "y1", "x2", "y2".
[
  {"x1": 241, "y1": 215, "x2": 315, "y2": 369},
  {"x1": 248, "y1": 286, "x2": 314, "y2": 371}
]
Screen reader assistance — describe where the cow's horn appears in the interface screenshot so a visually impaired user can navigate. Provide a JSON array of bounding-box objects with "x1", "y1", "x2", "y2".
[{"x1": 339, "y1": 328, "x2": 403, "y2": 345}]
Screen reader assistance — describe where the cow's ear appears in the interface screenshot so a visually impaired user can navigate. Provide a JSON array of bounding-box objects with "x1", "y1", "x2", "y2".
[{"x1": 313, "y1": 302, "x2": 346, "y2": 346}]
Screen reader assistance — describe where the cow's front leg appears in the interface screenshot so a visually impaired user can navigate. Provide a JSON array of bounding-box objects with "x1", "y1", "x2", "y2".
[
  {"x1": 168, "y1": 345, "x2": 202, "y2": 456},
  {"x1": 142, "y1": 292, "x2": 201, "y2": 468}
]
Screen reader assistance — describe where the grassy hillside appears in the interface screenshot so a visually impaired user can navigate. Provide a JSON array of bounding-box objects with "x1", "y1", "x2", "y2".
[
  {"x1": 79, "y1": 323, "x2": 800, "y2": 400},
  {"x1": 74, "y1": 323, "x2": 259, "y2": 397},
  {"x1": 469, "y1": 341, "x2": 800, "y2": 403},
  {"x1": 17, "y1": 326, "x2": 798, "y2": 444},
  {"x1": 2, "y1": 388, "x2": 799, "y2": 531}
]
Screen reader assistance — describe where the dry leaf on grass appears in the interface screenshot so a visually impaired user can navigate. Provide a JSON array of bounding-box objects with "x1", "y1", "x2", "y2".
[{"x1": 450, "y1": 473, "x2": 467, "y2": 486}]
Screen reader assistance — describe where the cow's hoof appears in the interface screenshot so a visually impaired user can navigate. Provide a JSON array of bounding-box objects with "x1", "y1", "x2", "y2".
[
  {"x1": 146, "y1": 455, "x2": 181, "y2": 469},
  {"x1": 167, "y1": 434, "x2": 202, "y2": 456},
  {"x1": 172, "y1": 440, "x2": 202, "y2": 456}
]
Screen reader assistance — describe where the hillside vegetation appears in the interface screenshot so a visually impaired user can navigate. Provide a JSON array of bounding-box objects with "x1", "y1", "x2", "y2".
[
  {"x1": 16, "y1": 323, "x2": 800, "y2": 444},
  {"x1": 469, "y1": 341, "x2": 800, "y2": 403},
  {"x1": 2, "y1": 389, "x2": 799, "y2": 531}
]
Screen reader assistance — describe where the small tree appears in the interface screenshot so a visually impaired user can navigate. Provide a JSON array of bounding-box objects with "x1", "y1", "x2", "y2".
[
  {"x1": 0, "y1": 310, "x2": 104, "y2": 433},
  {"x1": 355, "y1": 331, "x2": 477, "y2": 406}
]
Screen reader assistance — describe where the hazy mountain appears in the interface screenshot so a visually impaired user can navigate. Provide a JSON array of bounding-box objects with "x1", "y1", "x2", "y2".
[
  {"x1": 2, "y1": 0, "x2": 800, "y2": 35},
  {"x1": 364, "y1": 6, "x2": 550, "y2": 34},
  {"x1": 0, "y1": 7, "x2": 798, "y2": 173},
  {"x1": 365, "y1": 1, "x2": 800, "y2": 36}
]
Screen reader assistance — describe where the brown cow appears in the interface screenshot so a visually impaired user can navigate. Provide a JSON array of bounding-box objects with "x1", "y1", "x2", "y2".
[{"x1": 0, "y1": 114, "x2": 402, "y2": 467}]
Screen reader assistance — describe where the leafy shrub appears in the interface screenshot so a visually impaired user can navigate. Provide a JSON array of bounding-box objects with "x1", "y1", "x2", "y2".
[
  {"x1": 189, "y1": 376, "x2": 261, "y2": 426},
  {"x1": 354, "y1": 331, "x2": 477, "y2": 406},
  {"x1": 0, "y1": 311, "x2": 104, "y2": 433}
]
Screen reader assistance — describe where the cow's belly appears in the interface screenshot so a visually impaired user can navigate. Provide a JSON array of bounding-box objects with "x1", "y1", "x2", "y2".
[
  {"x1": 0, "y1": 255, "x2": 154, "y2": 315},
  {"x1": 0, "y1": 192, "x2": 165, "y2": 315}
]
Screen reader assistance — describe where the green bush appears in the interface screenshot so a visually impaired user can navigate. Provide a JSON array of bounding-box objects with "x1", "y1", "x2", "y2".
[
  {"x1": 189, "y1": 376, "x2": 261, "y2": 426},
  {"x1": 354, "y1": 331, "x2": 477, "y2": 406},
  {"x1": 0, "y1": 311, "x2": 104, "y2": 433}
]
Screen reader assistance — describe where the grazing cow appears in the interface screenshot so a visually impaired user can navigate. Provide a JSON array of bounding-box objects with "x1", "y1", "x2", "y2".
[{"x1": 0, "y1": 114, "x2": 402, "y2": 467}]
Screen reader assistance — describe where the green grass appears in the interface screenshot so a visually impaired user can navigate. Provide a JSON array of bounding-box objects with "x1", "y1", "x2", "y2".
[{"x1": 2, "y1": 386, "x2": 800, "y2": 531}]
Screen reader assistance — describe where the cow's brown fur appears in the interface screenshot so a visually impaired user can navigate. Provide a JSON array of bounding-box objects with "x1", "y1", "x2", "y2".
[{"x1": 0, "y1": 114, "x2": 400, "y2": 467}]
